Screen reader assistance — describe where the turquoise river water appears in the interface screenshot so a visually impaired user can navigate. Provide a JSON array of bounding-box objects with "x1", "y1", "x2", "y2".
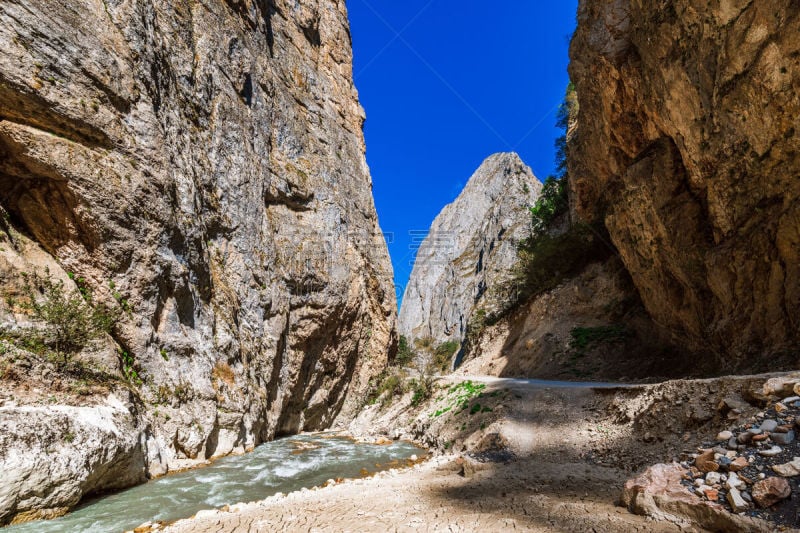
[{"x1": 6, "y1": 433, "x2": 425, "y2": 533}]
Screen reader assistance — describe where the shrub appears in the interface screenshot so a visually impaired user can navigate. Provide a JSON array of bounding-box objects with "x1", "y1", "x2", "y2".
[
  {"x1": 569, "y1": 325, "x2": 631, "y2": 353},
  {"x1": 18, "y1": 270, "x2": 119, "y2": 364},
  {"x1": 395, "y1": 335, "x2": 415, "y2": 367},
  {"x1": 529, "y1": 177, "x2": 569, "y2": 238},
  {"x1": 366, "y1": 370, "x2": 407, "y2": 407},
  {"x1": 409, "y1": 376, "x2": 434, "y2": 407},
  {"x1": 433, "y1": 341, "x2": 459, "y2": 372}
]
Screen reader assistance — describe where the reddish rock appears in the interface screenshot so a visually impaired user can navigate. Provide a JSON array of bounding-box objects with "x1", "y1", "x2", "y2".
[
  {"x1": 695, "y1": 450, "x2": 719, "y2": 473},
  {"x1": 752, "y1": 477, "x2": 791, "y2": 508},
  {"x1": 729, "y1": 457, "x2": 749, "y2": 472},
  {"x1": 622, "y1": 463, "x2": 774, "y2": 532}
]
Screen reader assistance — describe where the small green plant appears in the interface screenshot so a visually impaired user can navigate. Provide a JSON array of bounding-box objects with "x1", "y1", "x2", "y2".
[
  {"x1": 366, "y1": 371, "x2": 407, "y2": 407},
  {"x1": 64, "y1": 432, "x2": 76, "y2": 443},
  {"x1": 121, "y1": 351, "x2": 142, "y2": 386},
  {"x1": 395, "y1": 335, "x2": 415, "y2": 367},
  {"x1": 433, "y1": 341, "x2": 459, "y2": 372},
  {"x1": 409, "y1": 375, "x2": 435, "y2": 407},
  {"x1": 569, "y1": 325, "x2": 631, "y2": 353},
  {"x1": 173, "y1": 381, "x2": 192, "y2": 404},
  {"x1": 19, "y1": 270, "x2": 120, "y2": 364},
  {"x1": 430, "y1": 380, "x2": 486, "y2": 418},
  {"x1": 160, "y1": 348, "x2": 169, "y2": 361}
]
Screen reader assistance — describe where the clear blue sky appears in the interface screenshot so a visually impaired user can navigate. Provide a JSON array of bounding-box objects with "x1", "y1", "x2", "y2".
[{"x1": 347, "y1": 0, "x2": 578, "y2": 305}]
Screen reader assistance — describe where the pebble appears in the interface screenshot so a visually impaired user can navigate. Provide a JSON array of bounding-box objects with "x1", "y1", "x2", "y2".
[
  {"x1": 760, "y1": 419, "x2": 778, "y2": 433},
  {"x1": 725, "y1": 472, "x2": 744, "y2": 490},
  {"x1": 727, "y1": 437, "x2": 739, "y2": 450},
  {"x1": 716, "y1": 430, "x2": 733, "y2": 441},
  {"x1": 782, "y1": 396, "x2": 800, "y2": 404},
  {"x1": 771, "y1": 430, "x2": 795, "y2": 445},
  {"x1": 775, "y1": 403, "x2": 788, "y2": 413},
  {"x1": 758, "y1": 446, "x2": 783, "y2": 457},
  {"x1": 729, "y1": 457, "x2": 749, "y2": 472},
  {"x1": 695, "y1": 449, "x2": 719, "y2": 472},
  {"x1": 705, "y1": 472, "x2": 722, "y2": 485},
  {"x1": 727, "y1": 487, "x2": 749, "y2": 512},
  {"x1": 794, "y1": 382, "x2": 800, "y2": 396},
  {"x1": 737, "y1": 432, "x2": 754, "y2": 444},
  {"x1": 771, "y1": 458, "x2": 800, "y2": 477}
]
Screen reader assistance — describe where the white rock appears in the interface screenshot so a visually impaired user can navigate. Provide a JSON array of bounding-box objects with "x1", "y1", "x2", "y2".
[
  {"x1": 759, "y1": 446, "x2": 783, "y2": 457},
  {"x1": 705, "y1": 472, "x2": 722, "y2": 485},
  {"x1": 727, "y1": 487, "x2": 749, "y2": 513},
  {"x1": 716, "y1": 430, "x2": 733, "y2": 441},
  {"x1": 725, "y1": 472, "x2": 744, "y2": 490}
]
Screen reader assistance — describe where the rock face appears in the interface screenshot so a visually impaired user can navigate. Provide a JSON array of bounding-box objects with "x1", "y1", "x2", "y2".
[
  {"x1": 0, "y1": 0, "x2": 395, "y2": 523},
  {"x1": 398, "y1": 153, "x2": 541, "y2": 345},
  {"x1": 0, "y1": 394, "x2": 148, "y2": 525},
  {"x1": 569, "y1": 1, "x2": 800, "y2": 368}
]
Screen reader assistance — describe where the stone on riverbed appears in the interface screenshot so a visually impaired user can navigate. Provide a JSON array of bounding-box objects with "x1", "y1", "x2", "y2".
[
  {"x1": 752, "y1": 477, "x2": 791, "y2": 508},
  {"x1": 758, "y1": 446, "x2": 783, "y2": 457}
]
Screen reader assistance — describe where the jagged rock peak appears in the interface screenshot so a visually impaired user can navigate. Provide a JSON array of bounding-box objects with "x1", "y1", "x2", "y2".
[{"x1": 399, "y1": 152, "x2": 542, "y2": 346}]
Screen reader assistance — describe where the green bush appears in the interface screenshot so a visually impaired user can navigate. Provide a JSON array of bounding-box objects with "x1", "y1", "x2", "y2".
[
  {"x1": 16, "y1": 270, "x2": 119, "y2": 364},
  {"x1": 569, "y1": 325, "x2": 631, "y2": 353},
  {"x1": 409, "y1": 376, "x2": 434, "y2": 407},
  {"x1": 366, "y1": 370, "x2": 407, "y2": 407},
  {"x1": 433, "y1": 341, "x2": 459, "y2": 372},
  {"x1": 395, "y1": 335, "x2": 415, "y2": 367},
  {"x1": 529, "y1": 176, "x2": 569, "y2": 238}
]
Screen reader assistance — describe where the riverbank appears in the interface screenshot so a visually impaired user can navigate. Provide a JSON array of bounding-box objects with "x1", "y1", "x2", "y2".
[
  {"x1": 161, "y1": 454, "x2": 680, "y2": 532},
  {"x1": 150, "y1": 372, "x2": 798, "y2": 532}
]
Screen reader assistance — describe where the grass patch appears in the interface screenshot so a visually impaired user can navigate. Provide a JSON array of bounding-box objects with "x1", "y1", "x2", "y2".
[{"x1": 569, "y1": 325, "x2": 631, "y2": 353}]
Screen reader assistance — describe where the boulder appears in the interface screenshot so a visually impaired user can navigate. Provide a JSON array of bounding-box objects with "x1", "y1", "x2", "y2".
[{"x1": 752, "y1": 477, "x2": 791, "y2": 508}]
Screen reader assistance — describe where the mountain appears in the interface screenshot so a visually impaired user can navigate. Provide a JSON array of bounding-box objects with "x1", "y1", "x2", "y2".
[{"x1": 398, "y1": 153, "x2": 541, "y2": 347}]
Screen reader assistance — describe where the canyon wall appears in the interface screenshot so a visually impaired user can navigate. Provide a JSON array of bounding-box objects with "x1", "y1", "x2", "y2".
[
  {"x1": 0, "y1": 0, "x2": 395, "y2": 523},
  {"x1": 569, "y1": 0, "x2": 799, "y2": 369},
  {"x1": 399, "y1": 153, "x2": 541, "y2": 345}
]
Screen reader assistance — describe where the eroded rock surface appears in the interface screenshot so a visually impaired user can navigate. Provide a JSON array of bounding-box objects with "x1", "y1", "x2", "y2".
[
  {"x1": 398, "y1": 153, "x2": 541, "y2": 345},
  {"x1": 0, "y1": 0, "x2": 394, "y2": 523},
  {"x1": 569, "y1": 0, "x2": 800, "y2": 368}
]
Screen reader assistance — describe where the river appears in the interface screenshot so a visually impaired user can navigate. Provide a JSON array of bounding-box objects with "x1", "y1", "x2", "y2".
[{"x1": 6, "y1": 433, "x2": 425, "y2": 533}]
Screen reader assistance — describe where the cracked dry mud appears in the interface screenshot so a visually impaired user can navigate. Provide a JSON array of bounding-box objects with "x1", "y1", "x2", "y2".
[{"x1": 163, "y1": 457, "x2": 680, "y2": 533}]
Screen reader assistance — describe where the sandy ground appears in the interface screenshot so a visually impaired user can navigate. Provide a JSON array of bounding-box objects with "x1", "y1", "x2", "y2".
[{"x1": 162, "y1": 455, "x2": 684, "y2": 533}]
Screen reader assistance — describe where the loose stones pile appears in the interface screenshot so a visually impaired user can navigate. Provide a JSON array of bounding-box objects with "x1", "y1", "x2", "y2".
[{"x1": 681, "y1": 384, "x2": 800, "y2": 524}]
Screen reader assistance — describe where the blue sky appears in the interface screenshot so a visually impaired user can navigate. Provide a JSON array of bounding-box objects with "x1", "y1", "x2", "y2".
[{"x1": 347, "y1": 0, "x2": 578, "y2": 305}]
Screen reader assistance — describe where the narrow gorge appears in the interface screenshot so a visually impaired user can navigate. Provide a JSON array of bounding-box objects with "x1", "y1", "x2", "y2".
[{"x1": 0, "y1": 0, "x2": 798, "y2": 532}]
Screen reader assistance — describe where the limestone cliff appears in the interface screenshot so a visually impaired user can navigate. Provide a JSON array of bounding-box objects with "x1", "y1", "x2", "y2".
[
  {"x1": 0, "y1": 0, "x2": 395, "y2": 524},
  {"x1": 569, "y1": 0, "x2": 799, "y2": 369},
  {"x1": 399, "y1": 153, "x2": 541, "y2": 345}
]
